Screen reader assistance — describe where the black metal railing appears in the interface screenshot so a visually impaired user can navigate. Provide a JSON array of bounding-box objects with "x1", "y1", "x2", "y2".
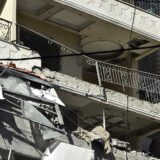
[
  {"x1": 119, "y1": 0, "x2": 160, "y2": 16},
  {"x1": 0, "y1": 18, "x2": 12, "y2": 41},
  {"x1": 87, "y1": 57, "x2": 160, "y2": 103}
]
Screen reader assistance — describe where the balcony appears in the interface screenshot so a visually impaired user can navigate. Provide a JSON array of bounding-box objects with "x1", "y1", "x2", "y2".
[
  {"x1": 0, "y1": 17, "x2": 159, "y2": 104},
  {"x1": 87, "y1": 57, "x2": 160, "y2": 103},
  {"x1": 120, "y1": 0, "x2": 160, "y2": 16},
  {"x1": 53, "y1": 0, "x2": 160, "y2": 41},
  {"x1": 0, "y1": 18, "x2": 12, "y2": 41}
]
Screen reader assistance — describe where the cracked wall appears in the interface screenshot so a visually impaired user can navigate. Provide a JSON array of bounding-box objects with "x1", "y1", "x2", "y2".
[{"x1": 0, "y1": 41, "x2": 41, "y2": 70}]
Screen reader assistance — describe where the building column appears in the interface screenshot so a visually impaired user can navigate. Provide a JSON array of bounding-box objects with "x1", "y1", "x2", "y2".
[
  {"x1": 60, "y1": 38, "x2": 82, "y2": 79},
  {"x1": 131, "y1": 59, "x2": 139, "y2": 98},
  {"x1": 0, "y1": 0, "x2": 17, "y2": 41}
]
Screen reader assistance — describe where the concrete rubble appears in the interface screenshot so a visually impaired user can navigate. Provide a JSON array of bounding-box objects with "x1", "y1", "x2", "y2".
[
  {"x1": 0, "y1": 64, "x2": 159, "y2": 159},
  {"x1": 33, "y1": 67, "x2": 104, "y2": 99},
  {"x1": 32, "y1": 67, "x2": 160, "y2": 122},
  {"x1": 113, "y1": 149, "x2": 160, "y2": 160},
  {"x1": 73, "y1": 126, "x2": 111, "y2": 155},
  {"x1": 0, "y1": 64, "x2": 94, "y2": 159}
]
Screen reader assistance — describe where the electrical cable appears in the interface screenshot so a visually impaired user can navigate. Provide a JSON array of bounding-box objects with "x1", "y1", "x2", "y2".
[
  {"x1": 125, "y1": 1, "x2": 137, "y2": 160},
  {"x1": 0, "y1": 44, "x2": 159, "y2": 61}
]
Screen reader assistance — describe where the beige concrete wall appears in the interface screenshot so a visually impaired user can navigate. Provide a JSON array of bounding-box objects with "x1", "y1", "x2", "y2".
[
  {"x1": 54, "y1": 0, "x2": 160, "y2": 42},
  {"x1": 17, "y1": 13, "x2": 83, "y2": 79},
  {"x1": 17, "y1": 13, "x2": 79, "y2": 50},
  {"x1": 0, "y1": 40, "x2": 41, "y2": 70}
]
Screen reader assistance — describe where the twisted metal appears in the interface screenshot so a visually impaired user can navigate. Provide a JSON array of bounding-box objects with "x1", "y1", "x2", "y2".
[
  {"x1": 0, "y1": 18, "x2": 12, "y2": 41},
  {"x1": 87, "y1": 57, "x2": 160, "y2": 103}
]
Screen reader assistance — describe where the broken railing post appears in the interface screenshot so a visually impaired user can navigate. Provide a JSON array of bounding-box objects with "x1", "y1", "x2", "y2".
[
  {"x1": 7, "y1": 145, "x2": 12, "y2": 160},
  {"x1": 95, "y1": 61, "x2": 102, "y2": 86},
  {"x1": 103, "y1": 108, "x2": 106, "y2": 129}
]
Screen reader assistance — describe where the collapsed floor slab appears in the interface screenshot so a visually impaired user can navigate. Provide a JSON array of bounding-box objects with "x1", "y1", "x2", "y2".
[{"x1": 32, "y1": 67, "x2": 160, "y2": 122}]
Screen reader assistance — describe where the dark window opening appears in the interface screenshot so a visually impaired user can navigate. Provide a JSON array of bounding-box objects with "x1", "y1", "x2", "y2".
[
  {"x1": 61, "y1": 106, "x2": 78, "y2": 131},
  {"x1": 138, "y1": 50, "x2": 160, "y2": 103},
  {"x1": 148, "y1": 132, "x2": 160, "y2": 158},
  {"x1": 16, "y1": 26, "x2": 61, "y2": 71}
]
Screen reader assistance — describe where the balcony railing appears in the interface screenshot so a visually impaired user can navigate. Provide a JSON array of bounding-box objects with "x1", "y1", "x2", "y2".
[
  {"x1": 0, "y1": 18, "x2": 12, "y2": 41},
  {"x1": 87, "y1": 57, "x2": 160, "y2": 103},
  {"x1": 0, "y1": 18, "x2": 159, "y2": 103},
  {"x1": 119, "y1": 0, "x2": 160, "y2": 16}
]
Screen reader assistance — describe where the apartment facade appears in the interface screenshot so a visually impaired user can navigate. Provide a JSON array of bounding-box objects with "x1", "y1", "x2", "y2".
[{"x1": 0, "y1": 0, "x2": 160, "y2": 159}]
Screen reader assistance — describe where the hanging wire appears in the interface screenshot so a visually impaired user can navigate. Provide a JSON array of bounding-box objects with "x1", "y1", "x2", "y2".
[
  {"x1": 0, "y1": 44, "x2": 159, "y2": 61},
  {"x1": 125, "y1": 1, "x2": 138, "y2": 159}
]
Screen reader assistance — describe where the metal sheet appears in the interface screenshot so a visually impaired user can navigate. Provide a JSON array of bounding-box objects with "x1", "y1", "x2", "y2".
[
  {"x1": 40, "y1": 127, "x2": 89, "y2": 148},
  {"x1": 31, "y1": 88, "x2": 65, "y2": 106},
  {"x1": 22, "y1": 101, "x2": 53, "y2": 128},
  {"x1": 0, "y1": 76, "x2": 29, "y2": 95},
  {"x1": 40, "y1": 126, "x2": 61, "y2": 140},
  {"x1": 0, "y1": 66, "x2": 56, "y2": 88}
]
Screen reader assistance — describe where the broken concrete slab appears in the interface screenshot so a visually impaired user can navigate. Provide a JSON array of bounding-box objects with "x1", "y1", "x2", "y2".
[
  {"x1": 33, "y1": 67, "x2": 104, "y2": 99},
  {"x1": 32, "y1": 68, "x2": 160, "y2": 123},
  {"x1": 113, "y1": 149, "x2": 160, "y2": 160}
]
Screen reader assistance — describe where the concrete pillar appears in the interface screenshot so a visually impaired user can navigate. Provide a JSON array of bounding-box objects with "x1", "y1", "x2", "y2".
[
  {"x1": 60, "y1": 38, "x2": 82, "y2": 79},
  {"x1": 60, "y1": 56, "x2": 82, "y2": 79},
  {"x1": 131, "y1": 59, "x2": 139, "y2": 98},
  {"x1": 0, "y1": 0, "x2": 17, "y2": 41}
]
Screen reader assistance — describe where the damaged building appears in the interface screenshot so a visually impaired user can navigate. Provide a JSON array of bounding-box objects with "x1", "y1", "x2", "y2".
[{"x1": 0, "y1": 0, "x2": 160, "y2": 159}]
